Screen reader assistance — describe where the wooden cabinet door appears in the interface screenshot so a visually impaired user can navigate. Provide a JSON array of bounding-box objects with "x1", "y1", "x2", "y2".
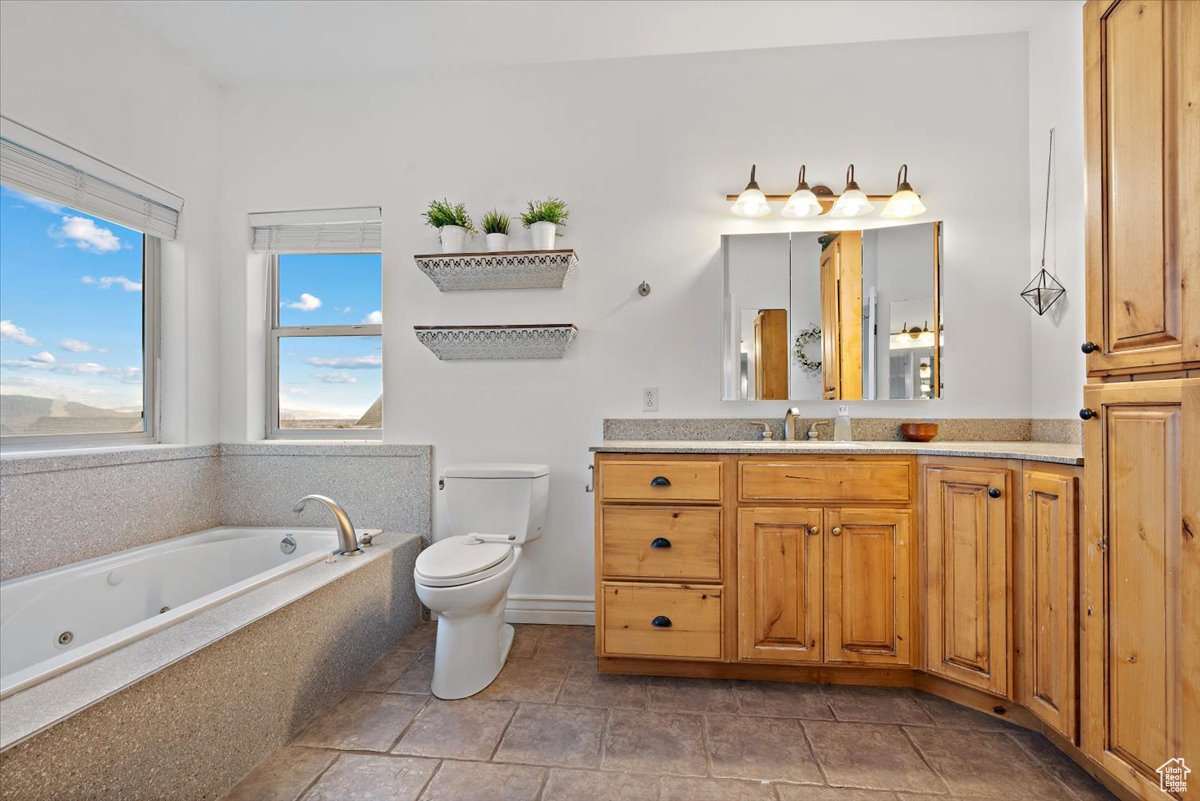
[
  {"x1": 924, "y1": 463, "x2": 1012, "y2": 696},
  {"x1": 1084, "y1": 0, "x2": 1200, "y2": 374},
  {"x1": 1018, "y1": 467, "x2": 1080, "y2": 743},
  {"x1": 819, "y1": 246, "x2": 841, "y2": 400},
  {"x1": 825, "y1": 507, "x2": 913, "y2": 666},
  {"x1": 1082, "y1": 379, "x2": 1199, "y2": 800},
  {"x1": 754, "y1": 309, "x2": 789, "y2": 400},
  {"x1": 737, "y1": 507, "x2": 823, "y2": 663}
]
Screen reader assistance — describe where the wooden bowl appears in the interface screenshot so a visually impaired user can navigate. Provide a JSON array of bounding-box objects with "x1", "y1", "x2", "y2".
[{"x1": 901, "y1": 422, "x2": 939, "y2": 442}]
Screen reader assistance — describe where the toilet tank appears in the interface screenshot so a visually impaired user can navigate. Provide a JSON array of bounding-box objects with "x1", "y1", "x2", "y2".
[{"x1": 442, "y1": 463, "x2": 549, "y2": 543}]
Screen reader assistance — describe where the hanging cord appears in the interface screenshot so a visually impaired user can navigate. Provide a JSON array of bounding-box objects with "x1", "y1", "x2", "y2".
[{"x1": 1040, "y1": 128, "x2": 1055, "y2": 270}]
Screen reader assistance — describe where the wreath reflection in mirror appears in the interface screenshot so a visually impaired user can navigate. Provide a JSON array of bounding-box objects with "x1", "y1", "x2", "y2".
[{"x1": 793, "y1": 324, "x2": 822, "y2": 376}]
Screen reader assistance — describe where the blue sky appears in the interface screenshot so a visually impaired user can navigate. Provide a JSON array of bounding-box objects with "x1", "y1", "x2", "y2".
[{"x1": 0, "y1": 185, "x2": 146, "y2": 410}]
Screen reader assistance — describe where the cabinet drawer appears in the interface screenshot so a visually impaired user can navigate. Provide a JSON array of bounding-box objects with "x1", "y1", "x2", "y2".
[
  {"x1": 601, "y1": 506, "x2": 721, "y2": 580},
  {"x1": 739, "y1": 459, "x2": 912, "y2": 503},
  {"x1": 601, "y1": 583, "x2": 722, "y2": 660},
  {"x1": 600, "y1": 460, "x2": 722, "y2": 502}
]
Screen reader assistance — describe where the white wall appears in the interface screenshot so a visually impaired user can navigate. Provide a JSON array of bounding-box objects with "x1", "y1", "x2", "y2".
[
  {"x1": 1028, "y1": 2, "x2": 1086, "y2": 418},
  {"x1": 0, "y1": 0, "x2": 222, "y2": 445},
  {"x1": 218, "y1": 33, "x2": 1031, "y2": 612}
]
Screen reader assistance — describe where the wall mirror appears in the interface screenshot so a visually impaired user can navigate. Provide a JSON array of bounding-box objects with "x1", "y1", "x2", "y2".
[{"x1": 722, "y1": 221, "x2": 943, "y2": 401}]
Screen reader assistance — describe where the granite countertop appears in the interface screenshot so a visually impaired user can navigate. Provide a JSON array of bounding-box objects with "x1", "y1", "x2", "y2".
[{"x1": 591, "y1": 440, "x2": 1083, "y2": 465}]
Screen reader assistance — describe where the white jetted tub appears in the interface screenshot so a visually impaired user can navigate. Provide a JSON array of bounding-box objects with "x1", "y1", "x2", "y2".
[{"x1": 0, "y1": 526, "x2": 343, "y2": 698}]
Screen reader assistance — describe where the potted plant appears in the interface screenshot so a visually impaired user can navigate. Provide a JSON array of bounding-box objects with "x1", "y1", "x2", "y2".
[
  {"x1": 423, "y1": 198, "x2": 476, "y2": 254},
  {"x1": 521, "y1": 197, "x2": 569, "y2": 250},
  {"x1": 481, "y1": 209, "x2": 511, "y2": 252}
]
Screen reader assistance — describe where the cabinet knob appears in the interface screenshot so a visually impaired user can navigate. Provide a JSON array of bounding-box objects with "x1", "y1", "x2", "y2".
[
  {"x1": 651, "y1": 615, "x2": 672, "y2": 628},
  {"x1": 649, "y1": 476, "x2": 671, "y2": 487},
  {"x1": 807, "y1": 525, "x2": 820, "y2": 536},
  {"x1": 988, "y1": 488, "x2": 1002, "y2": 499},
  {"x1": 1081, "y1": 341, "x2": 1098, "y2": 353},
  {"x1": 831, "y1": 526, "x2": 842, "y2": 536},
  {"x1": 1079, "y1": 408, "x2": 1097, "y2": 420},
  {"x1": 650, "y1": 537, "x2": 672, "y2": 549}
]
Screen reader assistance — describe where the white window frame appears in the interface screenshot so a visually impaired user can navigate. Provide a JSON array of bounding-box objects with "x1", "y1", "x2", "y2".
[
  {"x1": 266, "y1": 254, "x2": 382, "y2": 440},
  {"x1": 0, "y1": 237, "x2": 161, "y2": 451}
]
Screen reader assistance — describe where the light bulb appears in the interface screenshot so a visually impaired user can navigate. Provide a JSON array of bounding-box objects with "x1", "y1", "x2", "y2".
[
  {"x1": 730, "y1": 164, "x2": 771, "y2": 218},
  {"x1": 781, "y1": 165, "x2": 823, "y2": 219},
  {"x1": 829, "y1": 164, "x2": 874, "y2": 218},
  {"x1": 881, "y1": 164, "x2": 926, "y2": 219}
]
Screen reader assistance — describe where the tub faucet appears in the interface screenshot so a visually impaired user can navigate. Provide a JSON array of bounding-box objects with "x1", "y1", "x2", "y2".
[{"x1": 294, "y1": 494, "x2": 362, "y2": 556}]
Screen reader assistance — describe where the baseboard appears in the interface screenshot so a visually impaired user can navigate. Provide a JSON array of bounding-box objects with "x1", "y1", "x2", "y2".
[{"x1": 503, "y1": 594, "x2": 595, "y2": 625}]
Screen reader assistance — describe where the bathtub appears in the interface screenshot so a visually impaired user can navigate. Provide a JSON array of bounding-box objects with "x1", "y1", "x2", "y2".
[{"x1": 0, "y1": 526, "x2": 347, "y2": 698}]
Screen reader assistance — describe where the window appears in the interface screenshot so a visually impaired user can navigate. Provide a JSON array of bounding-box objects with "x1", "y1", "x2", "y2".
[
  {"x1": 268, "y1": 252, "x2": 382, "y2": 437},
  {"x1": 0, "y1": 185, "x2": 158, "y2": 445}
]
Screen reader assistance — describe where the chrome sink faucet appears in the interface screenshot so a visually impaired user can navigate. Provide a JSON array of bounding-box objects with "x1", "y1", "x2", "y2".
[
  {"x1": 784, "y1": 408, "x2": 803, "y2": 441},
  {"x1": 294, "y1": 494, "x2": 362, "y2": 556}
]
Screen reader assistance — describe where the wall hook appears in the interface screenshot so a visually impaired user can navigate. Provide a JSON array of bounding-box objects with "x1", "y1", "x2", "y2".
[{"x1": 637, "y1": 281, "x2": 651, "y2": 297}]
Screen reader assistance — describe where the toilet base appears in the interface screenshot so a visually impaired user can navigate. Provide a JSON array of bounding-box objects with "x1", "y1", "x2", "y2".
[{"x1": 429, "y1": 599, "x2": 515, "y2": 700}]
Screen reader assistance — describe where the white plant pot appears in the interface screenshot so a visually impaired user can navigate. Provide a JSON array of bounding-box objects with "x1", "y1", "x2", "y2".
[
  {"x1": 529, "y1": 221, "x2": 557, "y2": 250},
  {"x1": 485, "y1": 233, "x2": 509, "y2": 252},
  {"x1": 439, "y1": 225, "x2": 469, "y2": 254}
]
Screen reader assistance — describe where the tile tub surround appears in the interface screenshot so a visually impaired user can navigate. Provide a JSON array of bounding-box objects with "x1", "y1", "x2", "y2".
[
  {"x1": 219, "y1": 622, "x2": 1118, "y2": 801},
  {"x1": 0, "y1": 442, "x2": 433, "y2": 580},
  {"x1": 0, "y1": 445, "x2": 221, "y2": 580},
  {"x1": 0, "y1": 532, "x2": 423, "y2": 801},
  {"x1": 603, "y1": 417, "x2": 1083, "y2": 444}
]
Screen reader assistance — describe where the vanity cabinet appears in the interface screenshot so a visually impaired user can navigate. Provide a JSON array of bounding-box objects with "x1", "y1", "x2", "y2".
[
  {"x1": 1083, "y1": 0, "x2": 1200, "y2": 376},
  {"x1": 922, "y1": 461, "x2": 1012, "y2": 697}
]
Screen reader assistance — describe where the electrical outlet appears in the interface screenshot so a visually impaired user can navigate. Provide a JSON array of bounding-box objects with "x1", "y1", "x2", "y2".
[{"x1": 642, "y1": 387, "x2": 659, "y2": 412}]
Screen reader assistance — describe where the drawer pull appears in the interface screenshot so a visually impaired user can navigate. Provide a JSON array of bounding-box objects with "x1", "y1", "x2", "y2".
[
  {"x1": 651, "y1": 615, "x2": 673, "y2": 628},
  {"x1": 831, "y1": 526, "x2": 842, "y2": 536},
  {"x1": 650, "y1": 476, "x2": 672, "y2": 487},
  {"x1": 807, "y1": 525, "x2": 819, "y2": 536},
  {"x1": 988, "y1": 487, "x2": 1002, "y2": 499},
  {"x1": 650, "y1": 537, "x2": 672, "y2": 549}
]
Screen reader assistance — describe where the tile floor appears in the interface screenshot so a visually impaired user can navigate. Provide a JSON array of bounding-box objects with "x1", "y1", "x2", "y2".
[{"x1": 221, "y1": 623, "x2": 1117, "y2": 801}]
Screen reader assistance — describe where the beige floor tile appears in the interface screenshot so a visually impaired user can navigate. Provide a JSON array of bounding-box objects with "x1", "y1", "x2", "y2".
[
  {"x1": 493, "y1": 702, "x2": 607, "y2": 768},
  {"x1": 535, "y1": 625, "x2": 597, "y2": 660},
  {"x1": 393, "y1": 622, "x2": 438, "y2": 653},
  {"x1": 475, "y1": 657, "x2": 572, "y2": 703},
  {"x1": 732, "y1": 680, "x2": 835, "y2": 720},
  {"x1": 294, "y1": 693, "x2": 427, "y2": 752},
  {"x1": 705, "y1": 713, "x2": 823, "y2": 784},
  {"x1": 648, "y1": 677, "x2": 740, "y2": 713},
  {"x1": 301, "y1": 754, "x2": 437, "y2": 801},
  {"x1": 1004, "y1": 731, "x2": 1118, "y2": 801},
  {"x1": 541, "y1": 768, "x2": 659, "y2": 801},
  {"x1": 387, "y1": 652, "x2": 435, "y2": 695},
  {"x1": 911, "y1": 692, "x2": 1018, "y2": 731},
  {"x1": 220, "y1": 746, "x2": 336, "y2": 801},
  {"x1": 558, "y1": 663, "x2": 649, "y2": 709},
  {"x1": 825, "y1": 687, "x2": 936, "y2": 726},
  {"x1": 804, "y1": 720, "x2": 945, "y2": 794},
  {"x1": 601, "y1": 708, "x2": 707, "y2": 777},
  {"x1": 392, "y1": 698, "x2": 517, "y2": 760},
  {"x1": 904, "y1": 726, "x2": 1075, "y2": 800},
  {"x1": 780, "y1": 787, "x2": 902, "y2": 800},
  {"x1": 508, "y1": 625, "x2": 548, "y2": 658},
  {"x1": 419, "y1": 760, "x2": 545, "y2": 801},
  {"x1": 659, "y1": 776, "x2": 779, "y2": 801},
  {"x1": 357, "y1": 647, "x2": 423, "y2": 693}
]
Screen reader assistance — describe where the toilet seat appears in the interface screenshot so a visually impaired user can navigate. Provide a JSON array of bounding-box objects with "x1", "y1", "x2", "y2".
[{"x1": 414, "y1": 535, "x2": 516, "y2": 588}]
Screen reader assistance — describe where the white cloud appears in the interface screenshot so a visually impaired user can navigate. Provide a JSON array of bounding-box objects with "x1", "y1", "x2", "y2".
[
  {"x1": 337, "y1": 306, "x2": 352, "y2": 314},
  {"x1": 303, "y1": 354, "x2": 382, "y2": 369},
  {"x1": 0, "y1": 320, "x2": 37, "y2": 345},
  {"x1": 29, "y1": 351, "x2": 56, "y2": 364},
  {"x1": 81, "y1": 275, "x2": 142, "y2": 292},
  {"x1": 312, "y1": 371, "x2": 358, "y2": 384},
  {"x1": 8, "y1": 189, "x2": 63, "y2": 214},
  {"x1": 52, "y1": 216, "x2": 122, "y2": 253},
  {"x1": 285, "y1": 293, "x2": 322, "y2": 312},
  {"x1": 2, "y1": 358, "x2": 141, "y2": 383},
  {"x1": 60, "y1": 338, "x2": 106, "y2": 353},
  {"x1": 362, "y1": 310, "x2": 383, "y2": 324}
]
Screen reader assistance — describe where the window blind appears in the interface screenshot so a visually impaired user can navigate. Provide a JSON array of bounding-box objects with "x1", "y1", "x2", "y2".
[
  {"x1": 0, "y1": 117, "x2": 184, "y2": 240},
  {"x1": 249, "y1": 207, "x2": 382, "y2": 253}
]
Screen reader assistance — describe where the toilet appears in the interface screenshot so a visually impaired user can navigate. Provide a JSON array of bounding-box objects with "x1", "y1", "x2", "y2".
[{"x1": 414, "y1": 463, "x2": 549, "y2": 699}]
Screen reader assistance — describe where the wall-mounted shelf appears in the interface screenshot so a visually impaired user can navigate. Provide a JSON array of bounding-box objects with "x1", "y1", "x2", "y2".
[
  {"x1": 414, "y1": 249, "x2": 578, "y2": 291},
  {"x1": 414, "y1": 324, "x2": 578, "y2": 361}
]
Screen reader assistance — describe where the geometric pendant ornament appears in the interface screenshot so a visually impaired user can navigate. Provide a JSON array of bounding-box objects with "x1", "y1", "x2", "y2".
[{"x1": 1020, "y1": 268, "x2": 1066, "y2": 316}]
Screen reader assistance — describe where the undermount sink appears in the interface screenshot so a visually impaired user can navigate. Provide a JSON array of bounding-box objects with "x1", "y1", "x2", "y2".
[{"x1": 743, "y1": 439, "x2": 868, "y2": 447}]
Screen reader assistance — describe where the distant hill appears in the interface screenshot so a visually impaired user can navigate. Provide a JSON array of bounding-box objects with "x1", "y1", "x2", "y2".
[{"x1": 0, "y1": 394, "x2": 143, "y2": 436}]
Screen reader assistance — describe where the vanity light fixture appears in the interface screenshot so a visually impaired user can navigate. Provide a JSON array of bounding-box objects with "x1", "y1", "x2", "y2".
[
  {"x1": 780, "y1": 166, "x2": 823, "y2": 219},
  {"x1": 730, "y1": 164, "x2": 771, "y2": 218},
  {"x1": 881, "y1": 164, "x2": 927, "y2": 219},
  {"x1": 828, "y1": 164, "x2": 873, "y2": 218}
]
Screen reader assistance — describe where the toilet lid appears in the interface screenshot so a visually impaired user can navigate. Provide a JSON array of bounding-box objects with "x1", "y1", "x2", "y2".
[{"x1": 415, "y1": 535, "x2": 514, "y2": 584}]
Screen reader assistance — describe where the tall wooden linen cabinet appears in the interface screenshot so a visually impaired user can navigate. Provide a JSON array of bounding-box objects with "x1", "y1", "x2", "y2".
[{"x1": 1081, "y1": 2, "x2": 1198, "y2": 799}]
